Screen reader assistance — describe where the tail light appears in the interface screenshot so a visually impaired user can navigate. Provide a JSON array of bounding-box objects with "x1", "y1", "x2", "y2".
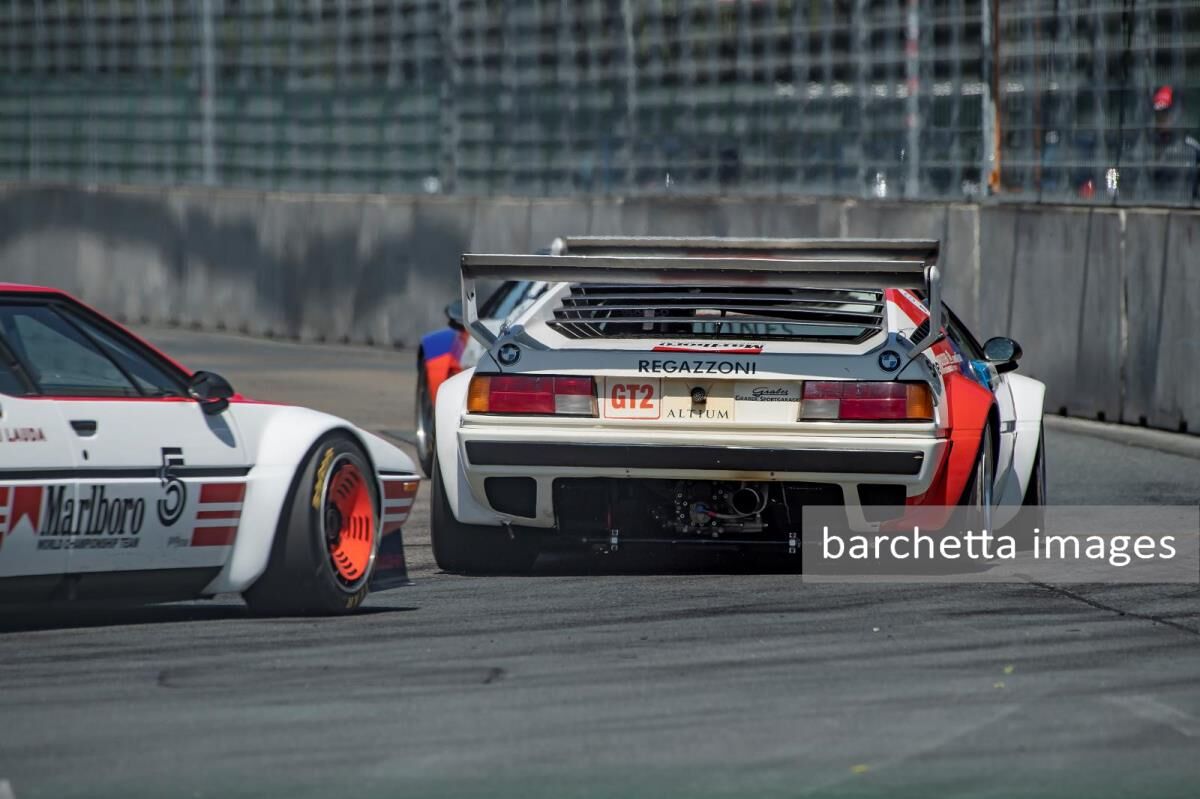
[
  {"x1": 467, "y1": 374, "x2": 597, "y2": 416},
  {"x1": 801, "y1": 381, "x2": 934, "y2": 421}
]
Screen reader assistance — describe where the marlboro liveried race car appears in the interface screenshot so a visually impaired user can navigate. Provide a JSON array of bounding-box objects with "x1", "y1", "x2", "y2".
[
  {"x1": 430, "y1": 237, "x2": 1047, "y2": 573},
  {"x1": 0, "y1": 284, "x2": 419, "y2": 613}
]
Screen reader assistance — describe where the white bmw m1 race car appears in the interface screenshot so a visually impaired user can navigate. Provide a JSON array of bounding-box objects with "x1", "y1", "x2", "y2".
[
  {"x1": 0, "y1": 284, "x2": 419, "y2": 614},
  {"x1": 431, "y1": 237, "x2": 1046, "y2": 573}
]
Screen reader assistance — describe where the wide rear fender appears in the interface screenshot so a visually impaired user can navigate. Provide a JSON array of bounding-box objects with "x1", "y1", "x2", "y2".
[
  {"x1": 435, "y1": 368, "x2": 504, "y2": 526},
  {"x1": 204, "y1": 404, "x2": 416, "y2": 594}
]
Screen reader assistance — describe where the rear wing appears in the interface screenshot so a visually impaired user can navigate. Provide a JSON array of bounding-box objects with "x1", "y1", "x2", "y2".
[{"x1": 461, "y1": 237, "x2": 942, "y2": 354}]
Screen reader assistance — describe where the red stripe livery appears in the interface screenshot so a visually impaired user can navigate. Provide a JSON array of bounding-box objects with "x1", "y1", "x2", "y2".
[
  {"x1": 191, "y1": 482, "x2": 246, "y2": 547},
  {"x1": 191, "y1": 526, "x2": 238, "y2": 547},
  {"x1": 200, "y1": 483, "x2": 247, "y2": 503},
  {"x1": 380, "y1": 479, "x2": 420, "y2": 536}
]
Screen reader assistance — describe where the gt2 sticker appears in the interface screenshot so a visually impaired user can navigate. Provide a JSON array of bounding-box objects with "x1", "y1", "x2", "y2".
[
  {"x1": 603, "y1": 378, "x2": 661, "y2": 419},
  {"x1": 637, "y1": 359, "x2": 757, "y2": 375}
]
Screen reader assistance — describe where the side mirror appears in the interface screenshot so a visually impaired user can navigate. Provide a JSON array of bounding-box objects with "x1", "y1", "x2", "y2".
[
  {"x1": 188, "y1": 370, "x2": 235, "y2": 414},
  {"x1": 983, "y1": 336, "x2": 1023, "y2": 374},
  {"x1": 445, "y1": 300, "x2": 464, "y2": 331}
]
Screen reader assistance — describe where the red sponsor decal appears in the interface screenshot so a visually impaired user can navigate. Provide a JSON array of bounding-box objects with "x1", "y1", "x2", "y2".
[
  {"x1": 652, "y1": 344, "x2": 764, "y2": 354},
  {"x1": 200, "y1": 483, "x2": 246, "y2": 503},
  {"x1": 9, "y1": 485, "x2": 44, "y2": 534},
  {"x1": 0, "y1": 485, "x2": 44, "y2": 551},
  {"x1": 190, "y1": 482, "x2": 246, "y2": 547},
  {"x1": 191, "y1": 526, "x2": 238, "y2": 547}
]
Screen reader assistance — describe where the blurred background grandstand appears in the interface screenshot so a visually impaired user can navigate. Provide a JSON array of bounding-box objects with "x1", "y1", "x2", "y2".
[{"x1": 2, "y1": 0, "x2": 1197, "y2": 204}]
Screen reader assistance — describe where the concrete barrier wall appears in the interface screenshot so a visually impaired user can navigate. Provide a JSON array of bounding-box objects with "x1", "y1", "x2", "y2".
[{"x1": 1, "y1": 183, "x2": 1197, "y2": 433}]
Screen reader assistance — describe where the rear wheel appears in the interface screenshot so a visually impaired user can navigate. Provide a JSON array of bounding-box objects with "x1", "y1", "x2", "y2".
[
  {"x1": 1008, "y1": 422, "x2": 1046, "y2": 550},
  {"x1": 415, "y1": 353, "x2": 435, "y2": 477},
  {"x1": 430, "y1": 455, "x2": 540, "y2": 574},
  {"x1": 958, "y1": 426, "x2": 995, "y2": 536},
  {"x1": 244, "y1": 433, "x2": 379, "y2": 615}
]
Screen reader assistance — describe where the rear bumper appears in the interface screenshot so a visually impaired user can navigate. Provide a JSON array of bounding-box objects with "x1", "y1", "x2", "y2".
[
  {"x1": 456, "y1": 421, "x2": 946, "y2": 529},
  {"x1": 465, "y1": 441, "x2": 925, "y2": 476}
]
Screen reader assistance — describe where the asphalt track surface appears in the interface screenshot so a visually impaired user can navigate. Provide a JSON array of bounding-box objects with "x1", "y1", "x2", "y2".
[{"x1": 1, "y1": 329, "x2": 1198, "y2": 799}]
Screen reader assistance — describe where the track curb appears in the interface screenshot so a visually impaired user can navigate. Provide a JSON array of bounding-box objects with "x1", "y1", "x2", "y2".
[{"x1": 1044, "y1": 415, "x2": 1200, "y2": 461}]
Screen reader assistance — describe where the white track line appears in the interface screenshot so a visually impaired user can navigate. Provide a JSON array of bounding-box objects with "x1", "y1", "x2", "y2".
[{"x1": 1106, "y1": 694, "x2": 1200, "y2": 738}]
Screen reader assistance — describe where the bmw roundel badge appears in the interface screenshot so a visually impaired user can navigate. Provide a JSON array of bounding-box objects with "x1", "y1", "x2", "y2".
[
  {"x1": 878, "y1": 350, "x2": 902, "y2": 372},
  {"x1": 497, "y1": 342, "x2": 522, "y2": 366}
]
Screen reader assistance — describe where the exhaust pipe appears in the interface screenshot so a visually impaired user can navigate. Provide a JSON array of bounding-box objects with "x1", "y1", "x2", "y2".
[{"x1": 729, "y1": 486, "x2": 762, "y2": 516}]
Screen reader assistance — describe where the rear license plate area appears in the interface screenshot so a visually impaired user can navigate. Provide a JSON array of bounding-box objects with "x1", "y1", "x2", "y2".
[{"x1": 601, "y1": 377, "x2": 661, "y2": 419}]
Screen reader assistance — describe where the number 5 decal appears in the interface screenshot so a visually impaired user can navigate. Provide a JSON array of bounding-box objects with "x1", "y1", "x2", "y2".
[{"x1": 157, "y1": 446, "x2": 188, "y2": 527}]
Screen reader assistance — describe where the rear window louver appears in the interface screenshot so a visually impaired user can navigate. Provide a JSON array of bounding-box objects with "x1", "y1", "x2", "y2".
[{"x1": 547, "y1": 285, "x2": 884, "y2": 342}]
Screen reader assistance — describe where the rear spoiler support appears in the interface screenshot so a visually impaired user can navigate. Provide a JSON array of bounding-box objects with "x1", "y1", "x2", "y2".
[{"x1": 461, "y1": 237, "x2": 943, "y2": 356}]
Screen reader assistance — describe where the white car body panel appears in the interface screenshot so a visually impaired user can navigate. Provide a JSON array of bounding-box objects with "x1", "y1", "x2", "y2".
[
  {"x1": 52, "y1": 398, "x2": 251, "y2": 576},
  {"x1": 0, "y1": 396, "x2": 419, "y2": 595},
  {"x1": 202, "y1": 403, "x2": 419, "y2": 594},
  {"x1": 0, "y1": 395, "x2": 77, "y2": 578},
  {"x1": 438, "y1": 237, "x2": 1046, "y2": 538},
  {"x1": 435, "y1": 369, "x2": 498, "y2": 525},
  {"x1": 0, "y1": 286, "x2": 420, "y2": 602},
  {"x1": 456, "y1": 415, "x2": 950, "y2": 529},
  {"x1": 993, "y1": 372, "x2": 1048, "y2": 528}
]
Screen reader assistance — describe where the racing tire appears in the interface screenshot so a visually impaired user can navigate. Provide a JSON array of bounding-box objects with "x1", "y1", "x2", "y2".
[
  {"x1": 244, "y1": 432, "x2": 380, "y2": 616},
  {"x1": 1008, "y1": 422, "x2": 1046, "y2": 550},
  {"x1": 430, "y1": 454, "x2": 540, "y2": 575},
  {"x1": 415, "y1": 353, "x2": 435, "y2": 478},
  {"x1": 957, "y1": 425, "x2": 996, "y2": 538}
]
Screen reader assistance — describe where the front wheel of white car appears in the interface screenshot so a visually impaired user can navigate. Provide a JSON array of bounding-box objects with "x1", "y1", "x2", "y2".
[
  {"x1": 430, "y1": 455, "x2": 540, "y2": 575},
  {"x1": 244, "y1": 432, "x2": 379, "y2": 615}
]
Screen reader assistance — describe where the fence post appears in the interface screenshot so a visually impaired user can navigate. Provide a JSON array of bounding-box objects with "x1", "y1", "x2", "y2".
[
  {"x1": 980, "y1": 0, "x2": 998, "y2": 195},
  {"x1": 621, "y1": 0, "x2": 637, "y2": 194},
  {"x1": 904, "y1": 0, "x2": 920, "y2": 198},
  {"x1": 439, "y1": 0, "x2": 460, "y2": 194},
  {"x1": 200, "y1": 0, "x2": 217, "y2": 186}
]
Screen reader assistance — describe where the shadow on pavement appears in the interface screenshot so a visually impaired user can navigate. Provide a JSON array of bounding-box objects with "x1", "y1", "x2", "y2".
[
  {"x1": 499, "y1": 540, "x2": 1002, "y2": 578},
  {"x1": 0, "y1": 601, "x2": 415, "y2": 634}
]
